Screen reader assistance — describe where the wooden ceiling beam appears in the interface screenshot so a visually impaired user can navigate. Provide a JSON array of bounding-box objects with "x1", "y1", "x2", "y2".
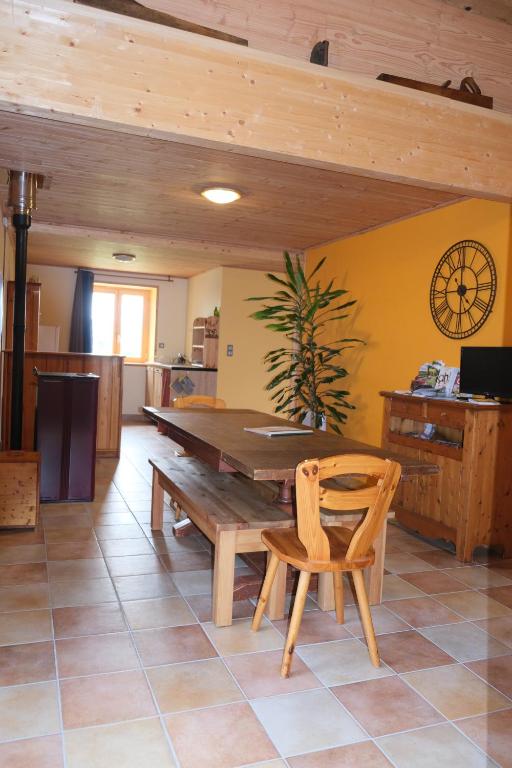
[{"x1": 1, "y1": 0, "x2": 511, "y2": 202}]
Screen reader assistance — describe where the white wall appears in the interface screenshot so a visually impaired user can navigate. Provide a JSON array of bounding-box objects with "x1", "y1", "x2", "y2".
[
  {"x1": 185, "y1": 267, "x2": 222, "y2": 359},
  {"x1": 30, "y1": 264, "x2": 75, "y2": 351}
]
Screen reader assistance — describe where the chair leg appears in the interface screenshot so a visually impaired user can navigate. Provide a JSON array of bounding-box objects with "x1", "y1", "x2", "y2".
[
  {"x1": 333, "y1": 571, "x2": 344, "y2": 624},
  {"x1": 281, "y1": 570, "x2": 311, "y2": 678},
  {"x1": 252, "y1": 552, "x2": 281, "y2": 632},
  {"x1": 352, "y1": 569, "x2": 380, "y2": 667}
]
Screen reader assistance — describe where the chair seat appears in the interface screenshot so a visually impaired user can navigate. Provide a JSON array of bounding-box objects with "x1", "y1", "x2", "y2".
[{"x1": 261, "y1": 526, "x2": 375, "y2": 573}]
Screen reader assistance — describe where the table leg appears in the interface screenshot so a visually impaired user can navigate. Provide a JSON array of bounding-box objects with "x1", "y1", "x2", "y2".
[
  {"x1": 151, "y1": 469, "x2": 164, "y2": 531},
  {"x1": 212, "y1": 530, "x2": 236, "y2": 627},
  {"x1": 277, "y1": 480, "x2": 294, "y2": 504},
  {"x1": 317, "y1": 572, "x2": 335, "y2": 611},
  {"x1": 265, "y1": 556, "x2": 287, "y2": 620}
]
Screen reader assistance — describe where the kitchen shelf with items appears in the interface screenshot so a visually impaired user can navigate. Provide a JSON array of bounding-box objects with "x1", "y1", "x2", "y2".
[{"x1": 191, "y1": 315, "x2": 219, "y2": 368}]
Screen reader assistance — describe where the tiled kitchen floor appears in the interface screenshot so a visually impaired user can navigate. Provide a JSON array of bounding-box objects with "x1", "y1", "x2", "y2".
[{"x1": 0, "y1": 422, "x2": 511, "y2": 767}]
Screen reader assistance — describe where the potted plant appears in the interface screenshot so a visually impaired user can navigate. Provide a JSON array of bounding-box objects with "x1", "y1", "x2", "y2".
[{"x1": 248, "y1": 252, "x2": 362, "y2": 433}]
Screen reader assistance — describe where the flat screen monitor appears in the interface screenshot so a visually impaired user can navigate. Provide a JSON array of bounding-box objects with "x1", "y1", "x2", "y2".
[{"x1": 460, "y1": 347, "x2": 512, "y2": 399}]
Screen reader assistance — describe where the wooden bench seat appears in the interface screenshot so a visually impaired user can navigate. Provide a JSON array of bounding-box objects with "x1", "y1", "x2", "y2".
[{"x1": 150, "y1": 455, "x2": 294, "y2": 626}]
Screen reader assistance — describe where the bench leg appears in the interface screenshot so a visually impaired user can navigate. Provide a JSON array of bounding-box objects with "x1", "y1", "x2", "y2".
[
  {"x1": 212, "y1": 530, "x2": 237, "y2": 627},
  {"x1": 151, "y1": 468, "x2": 164, "y2": 531},
  {"x1": 317, "y1": 571, "x2": 335, "y2": 611},
  {"x1": 265, "y1": 556, "x2": 287, "y2": 621},
  {"x1": 367, "y1": 520, "x2": 387, "y2": 605}
]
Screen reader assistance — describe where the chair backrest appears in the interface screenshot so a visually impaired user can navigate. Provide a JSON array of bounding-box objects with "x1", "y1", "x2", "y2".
[
  {"x1": 173, "y1": 395, "x2": 227, "y2": 409},
  {"x1": 294, "y1": 453, "x2": 401, "y2": 562}
]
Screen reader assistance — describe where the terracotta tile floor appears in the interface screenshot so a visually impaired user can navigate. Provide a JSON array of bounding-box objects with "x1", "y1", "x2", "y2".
[{"x1": 0, "y1": 422, "x2": 511, "y2": 767}]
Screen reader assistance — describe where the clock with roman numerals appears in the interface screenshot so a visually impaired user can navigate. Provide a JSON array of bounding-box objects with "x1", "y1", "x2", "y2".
[{"x1": 430, "y1": 240, "x2": 497, "y2": 339}]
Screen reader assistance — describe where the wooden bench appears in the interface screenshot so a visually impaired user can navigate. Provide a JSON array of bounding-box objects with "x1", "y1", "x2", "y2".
[
  {"x1": 150, "y1": 456, "x2": 392, "y2": 626},
  {"x1": 150, "y1": 455, "x2": 294, "y2": 626}
]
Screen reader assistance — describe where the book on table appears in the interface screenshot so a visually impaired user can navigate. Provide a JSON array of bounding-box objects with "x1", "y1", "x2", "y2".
[{"x1": 243, "y1": 426, "x2": 314, "y2": 437}]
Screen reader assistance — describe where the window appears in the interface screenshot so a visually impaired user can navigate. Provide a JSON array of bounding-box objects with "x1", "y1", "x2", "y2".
[{"x1": 92, "y1": 283, "x2": 155, "y2": 363}]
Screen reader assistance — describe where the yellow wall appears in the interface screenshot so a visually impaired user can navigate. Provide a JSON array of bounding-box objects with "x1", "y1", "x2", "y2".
[
  {"x1": 306, "y1": 199, "x2": 512, "y2": 446},
  {"x1": 217, "y1": 267, "x2": 284, "y2": 413}
]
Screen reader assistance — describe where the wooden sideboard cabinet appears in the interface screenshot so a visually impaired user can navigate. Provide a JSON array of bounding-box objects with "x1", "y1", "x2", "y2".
[{"x1": 380, "y1": 391, "x2": 512, "y2": 561}]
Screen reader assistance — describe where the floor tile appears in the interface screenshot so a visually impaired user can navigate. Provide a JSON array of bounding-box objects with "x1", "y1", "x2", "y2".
[
  {"x1": 481, "y1": 586, "x2": 512, "y2": 609},
  {"x1": 457, "y1": 708, "x2": 512, "y2": 768},
  {"x1": 105, "y1": 554, "x2": 167, "y2": 577},
  {"x1": 341, "y1": 604, "x2": 409, "y2": 637},
  {"x1": 384, "y1": 553, "x2": 435, "y2": 574},
  {"x1": 421, "y1": 622, "x2": 510, "y2": 661},
  {"x1": 0, "y1": 583, "x2": 50, "y2": 612},
  {"x1": 47, "y1": 559, "x2": 109, "y2": 581},
  {"x1": 402, "y1": 663, "x2": 511, "y2": 719},
  {"x1": 376, "y1": 630, "x2": 455, "y2": 672},
  {"x1": 60, "y1": 669, "x2": 156, "y2": 728},
  {"x1": 49, "y1": 578, "x2": 117, "y2": 608},
  {"x1": 474, "y1": 616, "x2": 512, "y2": 648},
  {"x1": 436, "y1": 590, "x2": 512, "y2": 619},
  {"x1": 151, "y1": 534, "x2": 208, "y2": 554},
  {"x1": 64, "y1": 717, "x2": 176, "y2": 768},
  {"x1": 113, "y1": 573, "x2": 177, "y2": 600},
  {"x1": 297, "y1": 638, "x2": 392, "y2": 686},
  {"x1": 56, "y1": 632, "x2": 139, "y2": 677},
  {"x1": 148, "y1": 657, "x2": 244, "y2": 713},
  {"x1": 122, "y1": 595, "x2": 196, "y2": 630},
  {"x1": 134, "y1": 624, "x2": 217, "y2": 666},
  {"x1": 0, "y1": 563, "x2": 48, "y2": 586},
  {"x1": 381, "y1": 575, "x2": 425, "y2": 601},
  {"x1": 98, "y1": 538, "x2": 155, "y2": 556},
  {"x1": 377, "y1": 722, "x2": 495, "y2": 767},
  {"x1": 225, "y1": 649, "x2": 321, "y2": 698},
  {"x1": 0, "y1": 609, "x2": 52, "y2": 646},
  {"x1": 0, "y1": 735, "x2": 63, "y2": 768},
  {"x1": 466, "y1": 654, "x2": 512, "y2": 698},
  {"x1": 94, "y1": 524, "x2": 145, "y2": 540},
  {"x1": 203, "y1": 617, "x2": 284, "y2": 656},
  {"x1": 399, "y1": 570, "x2": 467, "y2": 594},
  {"x1": 0, "y1": 640, "x2": 55, "y2": 685},
  {"x1": 443, "y1": 566, "x2": 512, "y2": 589},
  {"x1": 0, "y1": 543, "x2": 46, "y2": 565},
  {"x1": 52, "y1": 602, "x2": 127, "y2": 638},
  {"x1": 414, "y1": 549, "x2": 465, "y2": 569},
  {"x1": 165, "y1": 701, "x2": 278, "y2": 768},
  {"x1": 244, "y1": 761, "x2": 287, "y2": 768},
  {"x1": 0, "y1": 681, "x2": 60, "y2": 741},
  {"x1": 46, "y1": 540, "x2": 103, "y2": 560},
  {"x1": 159, "y1": 550, "x2": 213, "y2": 572},
  {"x1": 287, "y1": 741, "x2": 393, "y2": 767},
  {"x1": 186, "y1": 594, "x2": 254, "y2": 622},
  {"x1": 332, "y1": 675, "x2": 444, "y2": 736},
  {"x1": 172, "y1": 569, "x2": 213, "y2": 595},
  {"x1": 384, "y1": 596, "x2": 462, "y2": 628},
  {"x1": 251, "y1": 688, "x2": 365, "y2": 757},
  {"x1": 93, "y1": 512, "x2": 136, "y2": 526},
  {"x1": 45, "y1": 529, "x2": 97, "y2": 544},
  {"x1": 0, "y1": 528, "x2": 45, "y2": 547},
  {"x1": 272, "y1": 610, "x2": 351, "y2": 644}
]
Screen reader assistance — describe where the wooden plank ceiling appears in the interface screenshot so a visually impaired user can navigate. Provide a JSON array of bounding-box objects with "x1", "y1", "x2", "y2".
[{"x1": 0, "y1": 112, "x2": 460, "y2": 278}]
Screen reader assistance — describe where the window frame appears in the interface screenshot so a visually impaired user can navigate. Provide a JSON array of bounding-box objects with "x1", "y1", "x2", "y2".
[{"x1": 92, "y1": 283, "x2": 153, "y2": 363}]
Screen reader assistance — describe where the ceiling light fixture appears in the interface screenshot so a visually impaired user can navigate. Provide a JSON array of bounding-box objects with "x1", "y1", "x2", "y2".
[
  {"x1": 112, "y1": 252, "x2": 136, "y2": 262},
  {"x1": 200, "y1": 187, "x2": 241, "y2": 205}
]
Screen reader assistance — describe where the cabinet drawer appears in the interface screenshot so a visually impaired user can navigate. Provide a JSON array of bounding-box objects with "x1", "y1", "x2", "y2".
[
  {"x1": 426, "y1": 402, "x2": 466, "y2": 429},
  {"x1": 390, "y1": 398, "x2": 425, "y2": 420}
]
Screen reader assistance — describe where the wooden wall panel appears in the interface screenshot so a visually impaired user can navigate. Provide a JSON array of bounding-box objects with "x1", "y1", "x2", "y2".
[{"x1": 1, "y1": 353, "x2": 123, "y2": 457}]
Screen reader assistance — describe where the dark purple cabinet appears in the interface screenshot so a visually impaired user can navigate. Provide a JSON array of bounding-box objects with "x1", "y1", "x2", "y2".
[{"x1": 35, "y1": 373, "x2": 99, "y2": 502}]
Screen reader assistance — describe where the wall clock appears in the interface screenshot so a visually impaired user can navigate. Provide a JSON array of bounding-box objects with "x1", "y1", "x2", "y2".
[{"x1": 430, "y1": 240, "x2": 497, "y2": 339}]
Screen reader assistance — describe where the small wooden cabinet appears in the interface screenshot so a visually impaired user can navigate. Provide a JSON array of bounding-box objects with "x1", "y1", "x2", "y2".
[
  {"x1": 191, "y1": 316, "x2": 219, "y2": 368},
  {"x1": 5, "y1": 281, "x2": 41, "y2": 351},
  {"x1": 381, "y1": 391, "x2": 512, "y2": 561}
]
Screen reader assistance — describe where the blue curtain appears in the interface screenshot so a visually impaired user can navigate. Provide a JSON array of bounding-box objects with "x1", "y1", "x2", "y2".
[{"x1": 69, "y1": 269, "x2": 94, "y2": 353}]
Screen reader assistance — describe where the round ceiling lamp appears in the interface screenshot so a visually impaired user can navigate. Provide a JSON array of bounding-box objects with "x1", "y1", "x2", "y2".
[
  {"x1": 200, "y1": 187, "x2": 241, "y2": 205},
  {"x1": 112, "y1": 252, "x2": 136, "y2": 262}
]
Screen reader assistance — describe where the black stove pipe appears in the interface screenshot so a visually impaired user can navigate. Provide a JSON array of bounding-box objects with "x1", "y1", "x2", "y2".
[{"x1": 10, "y1": 213, "x2": 31, "y2": 449}]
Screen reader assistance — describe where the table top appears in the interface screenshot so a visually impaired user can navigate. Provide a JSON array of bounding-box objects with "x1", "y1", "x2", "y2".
[{"x1": 152, "y1": 409, "x2": 438, "y2": 481}]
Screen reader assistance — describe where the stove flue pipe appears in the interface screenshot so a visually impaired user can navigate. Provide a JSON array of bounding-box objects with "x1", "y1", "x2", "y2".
[{"x1": 7, "y1": 171, "x2": 38, "y2": 449}]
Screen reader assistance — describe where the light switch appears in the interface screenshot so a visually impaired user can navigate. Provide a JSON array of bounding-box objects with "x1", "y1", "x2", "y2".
[
  {"x1": 227, "y1": 344, "x2": 234, "y2": 357},
  {"x1": 158, "y1": 342, "x2": 165, "y2": 348}
]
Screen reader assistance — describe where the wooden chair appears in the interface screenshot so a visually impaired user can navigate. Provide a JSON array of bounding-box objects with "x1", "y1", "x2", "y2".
[
  {"x1": 252, "y1": 453, "x2": 401, "y2": 677},
  {"x1": 173, "y1": 395, "x2": 226, "y2": 409}
]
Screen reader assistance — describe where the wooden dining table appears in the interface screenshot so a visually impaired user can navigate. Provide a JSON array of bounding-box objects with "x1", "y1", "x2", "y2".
[{"x1": 146, "y1": 406, "x2": 439, "y2": 606}]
